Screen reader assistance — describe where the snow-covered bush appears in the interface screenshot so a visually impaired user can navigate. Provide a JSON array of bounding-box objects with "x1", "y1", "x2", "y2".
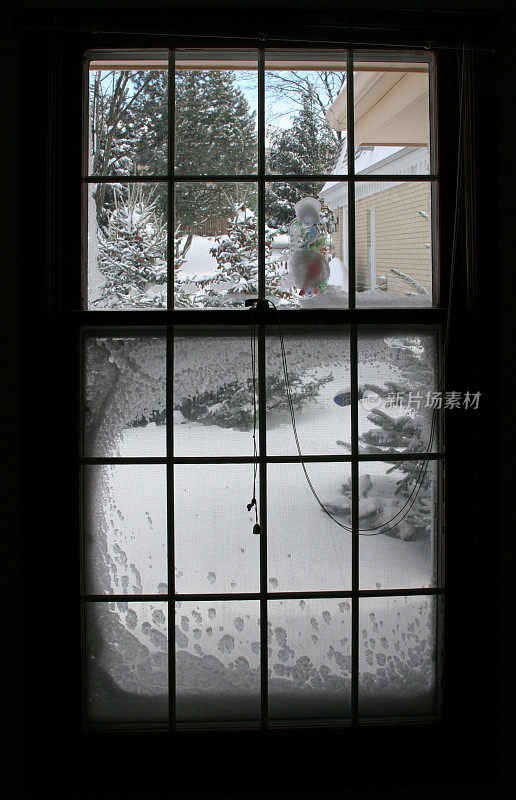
[
  {"x1": 93, "y1": 184, "x2": 201, "y2": 308},
  {"x1": 201, "y1": 204, "x2": 293, "y2": 306},
  {"x1": 175, "y1": 372, "x2": 334, "y2": 431}
]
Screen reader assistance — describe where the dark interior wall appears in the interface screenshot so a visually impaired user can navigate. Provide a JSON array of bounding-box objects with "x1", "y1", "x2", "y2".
[{"x1": 1, "y1": 1, "x2": 514, "y2": 797}]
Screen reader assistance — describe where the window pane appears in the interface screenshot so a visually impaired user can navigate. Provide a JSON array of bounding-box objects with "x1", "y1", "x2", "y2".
[
  {"x1": 88, "y1": 59, "x2": 168, "y2": 177},
  {"x1": 86, "y1": 183, "x2": 168, "y2": 309},
  {"x1": 353, "y1": 58, "x2": 431, "y2": 175},
  {"x1": 84, "y1": 601, "x2": 168, "y2": 723},
  {"x1": 352, "y1": 181, "x2": 433, "y2": 306},
  {"x1": 358, "y1": 330, "x2": 439, "y2": 453},
  {"x1": 266, "y1": 328, "x2": 351, "y2": 456},
  {"x1": 174, "y1": 464, "x2": 260, "y2": 594},
  {"x1": 268, "y1": 599, "x2": 351, "y2": 720},
  {"x1": 359, "y1": 595, "x2": 438, "y2": 718},
  {"x1": 267, "y1": 463, "x2": 352, "y2": 592},
  {"x1": 359, "y1": 460, "x2": 440, "y2": 590},
  {"x1": 173, "y1": 330, "x2": 255, "y2": 457},
  {"x1": 83, "y1": 334, "x2": 166, "y2": 458},
  {"x1": 265, "y1": 183, "x2": 348, "y2": 308},
  {"x1": 83, "y1": 465, "x2": 167, "y2": 595},
  {"x1": 174, "y1": 183, "x2": 258, "y2": 308},
  {"x1": 175, "y1": 600, "x2": 260, "y2": 722},
  {"x1": 265, "y1": 51, "x2": 347, "y2": 176},
  {"x1": 175, "y1": 51, "x2": 258, "y2": 175}
]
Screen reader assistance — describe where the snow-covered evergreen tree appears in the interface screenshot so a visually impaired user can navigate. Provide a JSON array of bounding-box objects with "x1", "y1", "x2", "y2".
[
  {"x1": 175, "y1": 70, "x2": 257, "y2": 229},
  {"x1": 94, "y1": 184, "x2": 199, "y2": 308},
  {"x1": 267, "y1": 92, "x2": 340, "y2": 231},
  {"x1": 94, "y1": 184, "x2": 167, "y2": 308},
  {"x1": 202, "y1": 204, "x2": 292, "y2": 306},
  {"x1": 89, "y1": 68, "x2": 257, "y2": 230},
  {"x1": 336, "y1": 336, "x2": 436, "y2": 540}
]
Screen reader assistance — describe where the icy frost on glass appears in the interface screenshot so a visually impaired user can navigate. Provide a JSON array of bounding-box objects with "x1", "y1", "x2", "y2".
[
  {"x1": 357, "y1": 331, "x2": 438, "y2": 454},
  {"x1": 174, "y1": 331, "x2": 257, "y2": 457},
  {"x1": 175, "y1": 601, "x2": 260, "y2": 722},
  {"x1": 83, "y1": 335, "x2": 166, "y2": 458},
  {"x1": 174, "y1": 465, "x2": 260, "y2": 594},
  {"x1": 268, "y1": 599, "x2": 351, "y2": 720},
  {"x1": 359, "y1": 596, "x2": 437, "y2": 717},
  {"x1": 83, "y1": 465, "x2": 167, "y2": 595},
  {"x1": 359, "y1": 461, "x2": 439, "y2": 590},
  {"x1": 87, "y1": 183, "x2": 168, "y2": 310},
  {"x1": 266, "y1": 329, "x2": 351, "y2": 456},
  {"x1": 84, "y1": 601, "x2": 168, "y2": 723},
  {"x1": 267, "y1": 463, "x2": 352, "y2": 592}
]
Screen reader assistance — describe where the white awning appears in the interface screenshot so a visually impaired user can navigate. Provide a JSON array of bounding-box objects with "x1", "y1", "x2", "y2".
[{"x1": 326, "y1": 68, "x2": 430, "y2": 147}]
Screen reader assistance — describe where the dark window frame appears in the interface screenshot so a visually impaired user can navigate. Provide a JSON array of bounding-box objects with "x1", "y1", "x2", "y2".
[
  {"x1": 31, "y1": 16, "x2": 498, "y2": 792},
  {"x1": 79, "y1": 46, "x2": 444, "y2": 732}
]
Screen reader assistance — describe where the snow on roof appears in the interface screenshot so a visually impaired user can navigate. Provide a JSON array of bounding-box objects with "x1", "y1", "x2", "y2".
[{"x1": 320, "y1": 138, "x2": 429, "y2": 208}]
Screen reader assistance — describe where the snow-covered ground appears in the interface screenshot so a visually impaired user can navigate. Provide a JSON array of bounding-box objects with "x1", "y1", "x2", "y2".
[
  {"x1": 178, "y1": 235, "x2": 219, "y2": 280},
  {"x1": 84, "y1": 349, "x2": 438, "y2": 723}
]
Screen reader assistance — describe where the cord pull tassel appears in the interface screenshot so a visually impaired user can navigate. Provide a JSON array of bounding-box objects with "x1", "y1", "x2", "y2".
[{"x1": 253, "y1": 523, "x2": 261, "y2": 535}]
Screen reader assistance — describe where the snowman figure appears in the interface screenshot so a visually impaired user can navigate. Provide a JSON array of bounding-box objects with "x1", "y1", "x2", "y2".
[{"x1": 288, "y1": 197, "x2": 331, "y2": 298}]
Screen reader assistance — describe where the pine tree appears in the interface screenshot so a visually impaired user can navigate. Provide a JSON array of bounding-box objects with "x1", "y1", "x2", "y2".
[
  {"x1": 174, "y1": 70, "x2": 257, "y2": 229},
  {"x1": 336, "y1": 337, "x2": 436, "y2": 541},
  {"x1": 176, "y1": 368, "x2": 333, "y2": 430},
  {"x1": 94, "y1": 184, "x2": 199, "y2": 308},
  {"x1": 94, "y1": 184, "x2": 167, "y2": 308},
  {"x1": 267, "y1": 92, "x2": 340, "y2": 231},
  {"x1": 89, "y1": 69, "x2": 257, "y2": 229},
  {"x1": 203, "y1": 204, "x2": 292, "y2": 307}
]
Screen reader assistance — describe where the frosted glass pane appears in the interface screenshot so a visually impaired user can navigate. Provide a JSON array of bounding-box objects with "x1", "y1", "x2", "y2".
[
  {"x1": 83, "y1": 335, "x2": 166, "y2": 457},
  {"x1": 359, "y1": 461, "x2": 439, "y2": 590},
  {"x1": 359, "y1": 595, "x2": 437, "y2": 718},
  {"x1": 266, "y1": 329, "x2": 351, "y2": 456},
  {"x1": 174, "y1": 183, "x2": 258, "y2": 309},
  {"x1": 175, "y1": 56, "x2": 258, "y2": 175},
  {"x1": 83, "y1": 465, "x2": 167, "y2": 595},
  {"x1": 267, "y1": 463, "x2": 352, "y2": 592},
  {"x1": 354, "y1": 182, "x2": 432, "y2": 307},
  {"x1": 86, "y1": 183, "x2": 168, "y2": 310},
  {"x1": 174, "y1": 331, "x2": 255, "y2": 456},
  {"x1": 265, "y1": 183, "x2": 348, "y2": 309},
  {"x1": 268, "y1": 599, "x2": 351, "y2": 720},
  {"x1": 84, "y1": 601, "x2": 168, "y2": 723},
  {"x1": 174, "y1": 465, "x2": 260, "y2": 594},
  {"x1": 358, "y1": 331, "x2": 438, "y2": 453},
  {"x1": 88, "y1": 65, "x2": 168, "y2": 177},
  {"x1": 175, "y1": 601, "x2": 260, "y2": 722},
  {"x1": 354, "y1": 60, "x2": 431, "y2": 176},
  {"x1": 265, "y1": 52, "x2": 346, "y2": 176}
]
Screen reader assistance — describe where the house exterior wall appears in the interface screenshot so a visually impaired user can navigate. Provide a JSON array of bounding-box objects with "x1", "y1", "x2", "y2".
[
  {"x1": 334, "y1": 181, "x2": 431, "y2": 296},
  {"x1": 331, "y1": 210, "x2": 345, "y2": 266}
]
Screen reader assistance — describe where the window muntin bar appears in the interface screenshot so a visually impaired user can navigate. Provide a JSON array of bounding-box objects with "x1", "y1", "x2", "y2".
[{"x1": 80, "y1": 47, "x2": 442, "y2": 728}]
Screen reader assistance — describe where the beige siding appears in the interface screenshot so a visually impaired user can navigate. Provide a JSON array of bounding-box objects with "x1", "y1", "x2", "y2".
[
  {"x1": 355, "y1": 182, "x2": 431, "y2": 296},
  {"x1": 331, "y1": 212, "x2": 345, "y2": 263}
]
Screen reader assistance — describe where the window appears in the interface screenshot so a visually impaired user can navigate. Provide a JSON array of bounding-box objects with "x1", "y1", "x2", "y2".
[{"x1": 80, "y1": 47, "x2": 443, "y2": 730}]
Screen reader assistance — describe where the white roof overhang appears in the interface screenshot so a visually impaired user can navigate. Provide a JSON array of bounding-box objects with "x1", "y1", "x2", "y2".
[{"x1": 326, "y1": 67, "x2": 430, "y2": 147}]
